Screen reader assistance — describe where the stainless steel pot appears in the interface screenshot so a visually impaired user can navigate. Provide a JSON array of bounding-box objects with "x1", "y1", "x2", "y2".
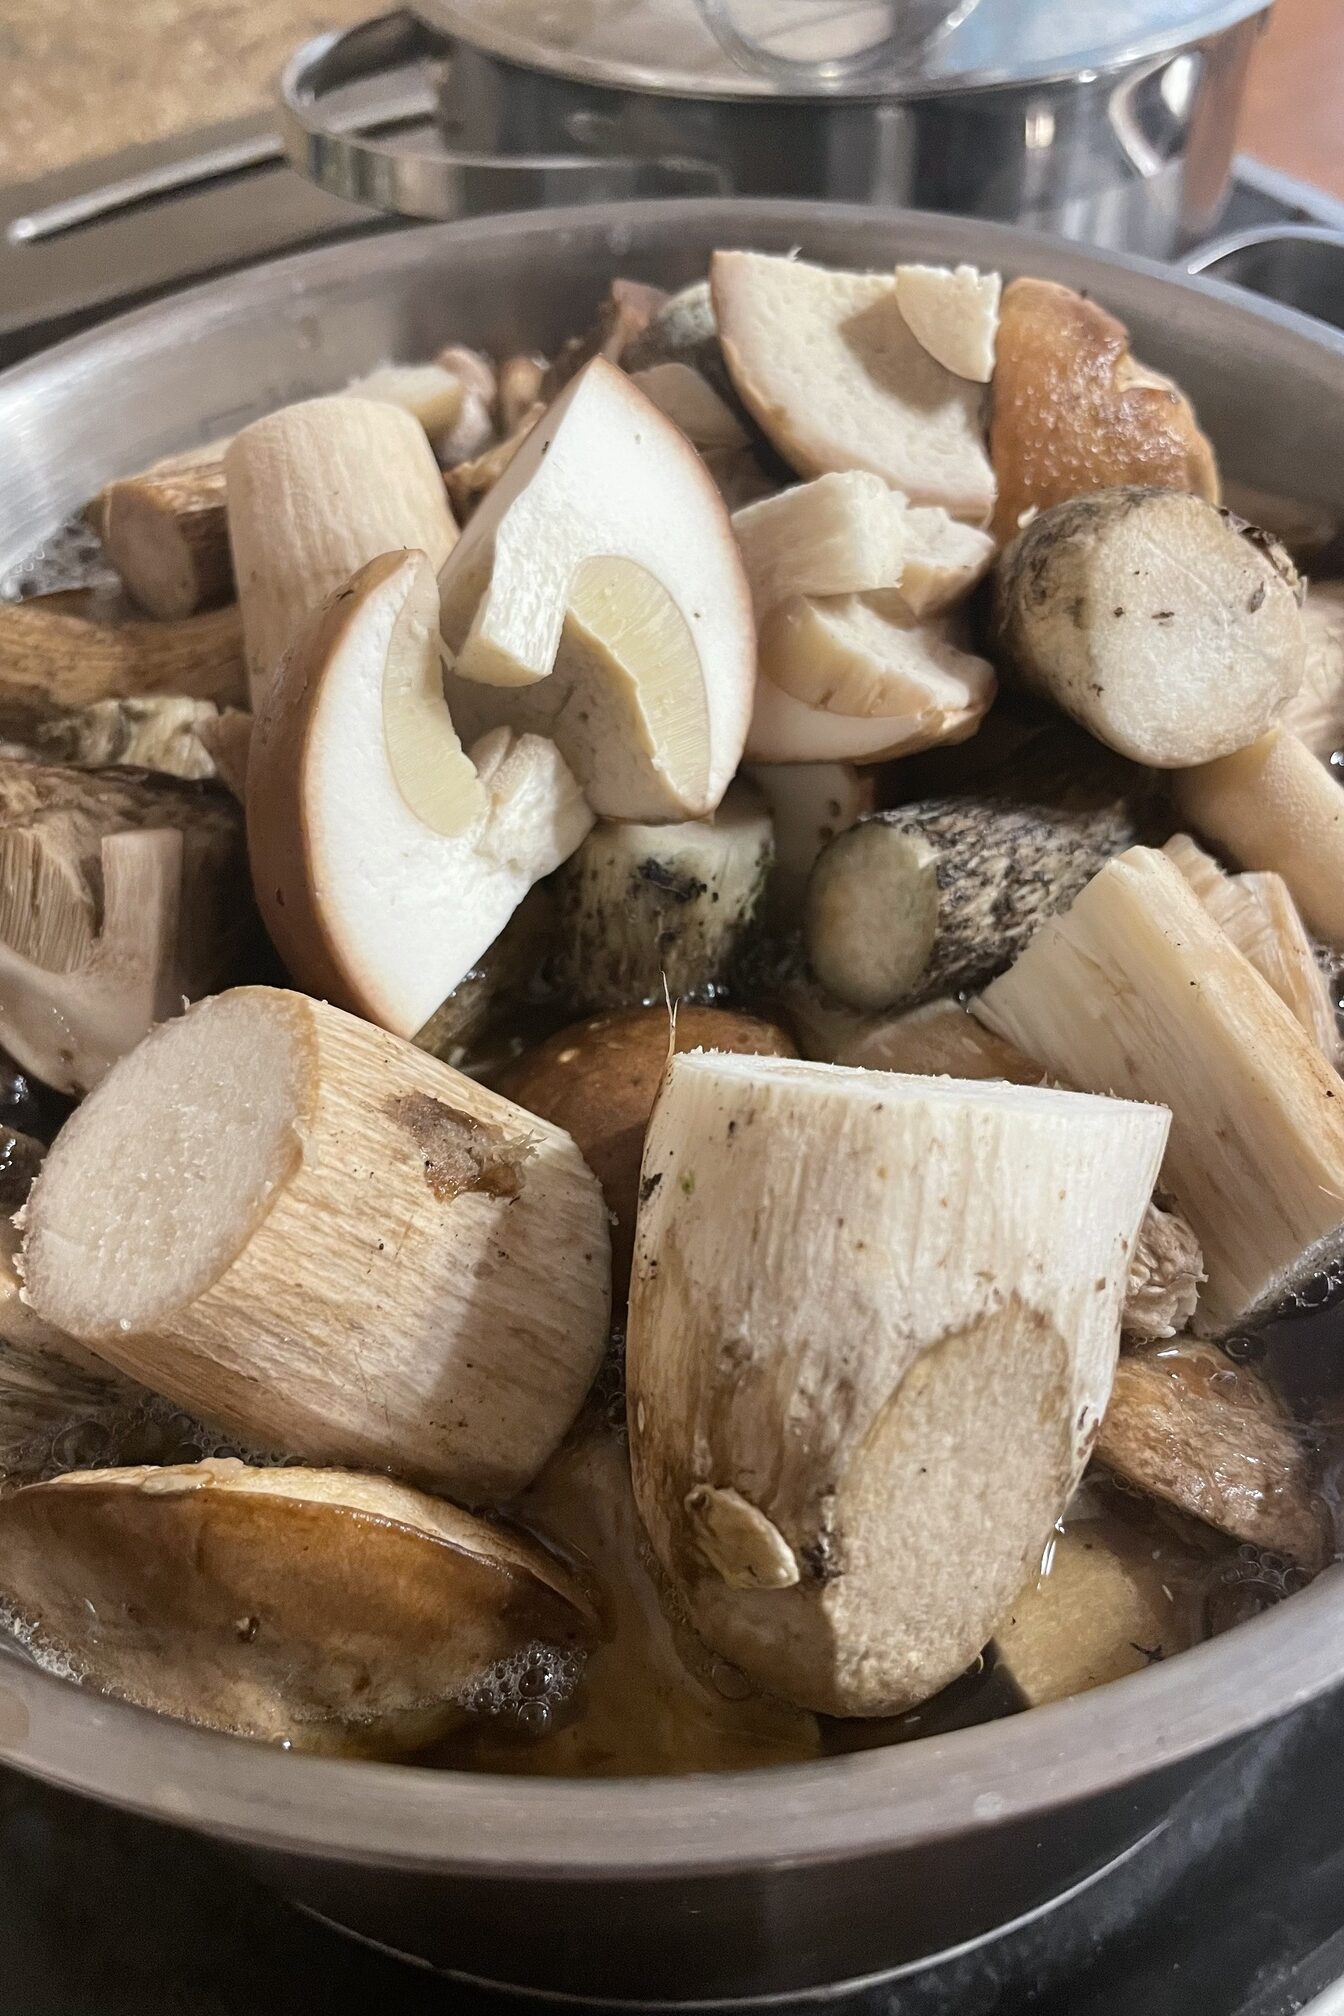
[
  {"x1": 1, "y1": 198, "x2": 1343, "y2": 2007},
  {"x1": 279, "y1": 0, "x2": 1272, "y2": 258}
]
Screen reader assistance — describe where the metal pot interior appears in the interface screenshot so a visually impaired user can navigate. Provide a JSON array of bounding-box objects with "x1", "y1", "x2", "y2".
[{"x1": 0, "y1": 199, "x2": 1343, "y2": 1882}]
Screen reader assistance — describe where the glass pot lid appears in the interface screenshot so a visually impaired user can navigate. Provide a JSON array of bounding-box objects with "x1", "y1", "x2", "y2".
[{"x1": 415, "y1": 0, "x2": 1271, "y2": 101}]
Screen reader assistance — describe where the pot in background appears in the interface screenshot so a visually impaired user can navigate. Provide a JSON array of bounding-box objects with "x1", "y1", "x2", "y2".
[
  {"x1": 0, "y1": 199, "x2": 1343, "y2": 2004},
  {"x1": 282, "y1": 0, "x2": 1272, "y2": 258}
]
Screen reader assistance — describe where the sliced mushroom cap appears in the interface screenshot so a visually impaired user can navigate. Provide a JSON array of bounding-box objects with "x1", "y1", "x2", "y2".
[
  {"x1": 893, "y1": 263, "x2": 1001, "y2": 384},
  {"x1": 760, "y1": 592, "x2": 996, "y2": 725},
  {"x1": 247, "y1": 549, "x2": 592, "y2": 1038},
  {"x1": 0, "y1": 1459, "x2": 596, "y2": 1755},
  {"x1": 440, "y1": 356, "x2": 755, "y2": 822},
  {"x1": 711, "y1": 252, "x2": 995, "y2": 523},
  {"x1": 1097, "y1": 1341, "x2": 1333, "y2": 1571}
]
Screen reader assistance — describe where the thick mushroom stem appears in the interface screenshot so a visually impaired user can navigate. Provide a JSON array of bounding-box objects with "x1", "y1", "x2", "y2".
[
  {"x1": 976, "y1": 846, "x2": 1344, "y2": 1330},
  {"x1": 805, "y1": 790, "x2": 1140, "y2": 1014},
  {"x1": 90, "y1": 462, "x2": 231, "y2": 619},
  {"x1": 0, "y1": 758, "x2": 246, "y2": 1093},
  {"x1": 992, "y1": 489, "x2": 1305, "y2": 768},
  {"x1": 627, "y1": 1053, "x2": 1169, "y2": 1717},
  {"x1": 224, "y1": 395, "x2": 459, "y2": 709},
  {"x1": 19, "y1": 987, "x2": 612, "y2": 1501},
  {"x1": 439, "y1": 356, "x2": 756, "y2": 822}
]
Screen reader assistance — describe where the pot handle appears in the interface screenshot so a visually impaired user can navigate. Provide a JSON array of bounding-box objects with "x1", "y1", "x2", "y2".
[{"x1": 279, "y1": 10, "x2": 728, "y2": 221}]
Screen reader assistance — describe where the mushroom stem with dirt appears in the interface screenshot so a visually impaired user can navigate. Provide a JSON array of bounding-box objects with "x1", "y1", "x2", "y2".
[
  {"x1": 0, "y1": 597, "x2": 246, "y2": 728},
  {"x1": 440, "y1": 356, "x2": 756, "y2": 822},
  {"x1": 0, "y1": 1459, "x2": 596, "y2": 1755},
  {"x1": 224, "y1": 395, "x2": 459, "y2": 708},
  {"x1": 805, "y1": 788, "x2": 1142, "y2": 1014},
  {"x1": 0, "y1": 757, "x2": 247, "y2": 1093},
  {"x1": 1173, "y1": 725, "x2": 1344, "y2": 946},
  {"x1": 975, "y1": 845, "x2": 1344, "y2": 1330},
  {"x1": 992, "y1": 488, "x2": 1305, "y2": 767},
  {"x1": 627, "y1": 1052, "x2": 1169, "y2": 1717},
  {"x1": 18, "y1": 987, "x2": 612, "y2": 1501},
  {"x1": 4, "y1": 695, "x2": 231, "y2": 783},
  {"x1": 551, "y1": 781, "x2": 773, "y2": 1012},
  {"x1": 247, "y1": 550, "x2": 593, "y2": 1039}
]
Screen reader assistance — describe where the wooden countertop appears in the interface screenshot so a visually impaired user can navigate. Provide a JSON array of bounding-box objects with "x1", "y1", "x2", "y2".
[{"x1": 1, "y1": 0, "x2": 1341, "y2": 197}]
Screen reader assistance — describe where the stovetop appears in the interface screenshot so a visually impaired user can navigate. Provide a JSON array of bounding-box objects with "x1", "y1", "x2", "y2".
[{"x1": 3, "y1": 1687, "x2": 1344, "y2": 2014}]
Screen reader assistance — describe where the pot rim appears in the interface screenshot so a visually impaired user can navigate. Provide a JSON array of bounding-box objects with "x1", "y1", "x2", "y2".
[{"x1": 0, "y1": 195, "x2": 1342, "y2": 1878}]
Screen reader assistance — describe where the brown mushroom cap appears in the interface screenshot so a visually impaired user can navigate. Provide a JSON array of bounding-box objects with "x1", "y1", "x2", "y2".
[
  {"x1": 0, "y1": 1459, "x2": 596, "y2": 1755},
  {"x1": 493, "y1": 1006, "x2": 796, "y2": 1303}
]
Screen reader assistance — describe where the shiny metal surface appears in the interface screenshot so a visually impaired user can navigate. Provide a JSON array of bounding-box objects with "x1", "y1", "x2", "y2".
[
  {"x1": 0, "y1": 199, "x2": 1343, "y2": 2001},
  {"x1": 414, "y1": 0, "x2": 1267, "y2": 98},
  {"x1": 278, "y1": 2, "x2": 1268, "y2": 257},
  {"x1": 1188, "y1": 224, "x2": 1344, "y2": 333}
]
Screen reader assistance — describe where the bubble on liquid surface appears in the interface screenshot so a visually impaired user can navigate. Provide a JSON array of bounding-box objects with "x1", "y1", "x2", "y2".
[
  {"x1": 0, "y1": 516, "x2": 114, "y2": 601},
  {"x1": 451, "y1": 1642, "x2": 585, "y2": 1735},
  {"x1": 0, "y1": 1391, "x2": 292, "y2": 1494}
]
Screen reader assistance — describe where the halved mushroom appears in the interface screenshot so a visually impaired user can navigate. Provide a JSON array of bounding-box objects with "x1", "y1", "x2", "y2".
[
  {"x1": 993, "y1": 489, "x2": 1305, "y2": 768},
  {"x1": 224, "y1": 395, "x2": 459, "y2": 708},
  {"x1": 439, "y1": 357, "x2": 755, "y2": 822},
  {"x1": 1174, "y1": 726, "x2": 1344, "y2": 946},
  {"x1": 989, "y1": 277, "x2": 1219, "y2": 542},
  {"x1": 893, "y1": 263, "x2": 1001, "y2": 383},
  {"x1": 0, "y1": 757, "x2": 246, "y2": 1093},
  {"x1": 976, "y1": 846, "x2": 1344, "y2": 1329},
  {"x1": 1096, "y1": 1341, "x2": 1332, "y2": 1571},
  {"x1": 247, "y1": 550, "x2": 592, "y2": 1038},
  {"x1": 0, "y1": 1459, "x2": 596, "y2": 1755},
  {"x1": 1281, "y1": 581, "x2": 1344, "y2": 761},
  {"x1": 494, "y1": 1004, "x2": 795, "y2": 1304},
  {"x1": 550, "y1": 781, "x2": 773, "y2": 1012},
  {"x1": 19, "y1": 987, "x2": 611, "y2": 1500},
  {"x1": 0, "y1": 596, "x2": 245, "y2": 729},
  {"x1": 1163, "y1": 832, "x2": 1339, "y2": 1063},
  {"x1": 711, "y1": 252, "x2": 995, "y2": 523},
  {"x1": 628, "y1": 1053, "x2": 1169, "y2": 1715}
]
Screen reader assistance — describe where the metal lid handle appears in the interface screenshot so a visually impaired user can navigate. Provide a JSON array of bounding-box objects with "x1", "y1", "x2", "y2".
[{"x1": 279, "y1": 10, "x2": 727, "y2": 222}]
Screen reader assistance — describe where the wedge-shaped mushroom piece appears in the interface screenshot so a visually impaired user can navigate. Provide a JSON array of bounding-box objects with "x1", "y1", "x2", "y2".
[
  {"x1": 495, "y1": 1005, "x2": 794, "y2": 1305},
  {"x1": 0, "y1": 758, "x2": 246, "y2": 1093},
  {"x1": 990, "y1": 278, "x2": 1219, "y2": 542},
  {"x1": 550, "y1": 782, "x2": 773, "y2": 1012},
  {"x1": 468, "y1": 1419, "x2": 819, "y2": 1775},
  {"x1": 248, "y1": 551, "x2": 593, "y2": 1038},
  {"x1": 20, "y1": 988, "x2": 611, "y2": 1500},
  {"x1": 806, "y1": 787, "x2": 1139, "y2": 1013},
  {"x1": 758, "y1": 592, "x2": 996, "y2": 729},
  {"x1": 994, "y1": 489, "x2": 1305, "y2": 768},
  {"x1": 0, "y1": 597, "x2": 245, "y2": 729},
  {"x1": 440, "y1": 358, "x2": 754, "y2": 822},
  {"x1": 1163, "y1": 833, "x2": 1339, "y2": 1063},
  {"x1": 225, "y1": 395, "x2": 459, "y2": 708},
  {"x1": 711, "y1": 253, "x2": 995, "y2": 523},
  {"x1": 1174, "y1": 727, "x2": 1344, "y2": 947},
  {"x1": 628, "y1": 1054, "x2": 1169, "y2": 1716},
  {"x1": 745, "y1": 661, "x2": 977, "y2": 766},
  {"x1": 893, "y1": 264, "x2": 1000, "y2": 383},
  {"x1": 732, "y1": 474, "x2": 909, "y2": 616},
  {"x1": 90, "y1": 461, "x2": 231, "y2": 620},
  {"x1": 994, "y1": 1510, "x2": 1206, "y2": 1708},
  {"x1": 1281, "y1": 581, "x2": 1344, "y2": 762},
  {"x1": 976, "y1": 847, "x2": 1344, "y2": 1329},
  {"x1": 0, "y1": 1459, "x2": 596, "y2": 1755},
  {"x1": 8, "y1": 695, "x2": 226, "y2": 782},
  {"x1": 1097, "y1": 1342, "x2": 1332, "y2": 1570}
]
